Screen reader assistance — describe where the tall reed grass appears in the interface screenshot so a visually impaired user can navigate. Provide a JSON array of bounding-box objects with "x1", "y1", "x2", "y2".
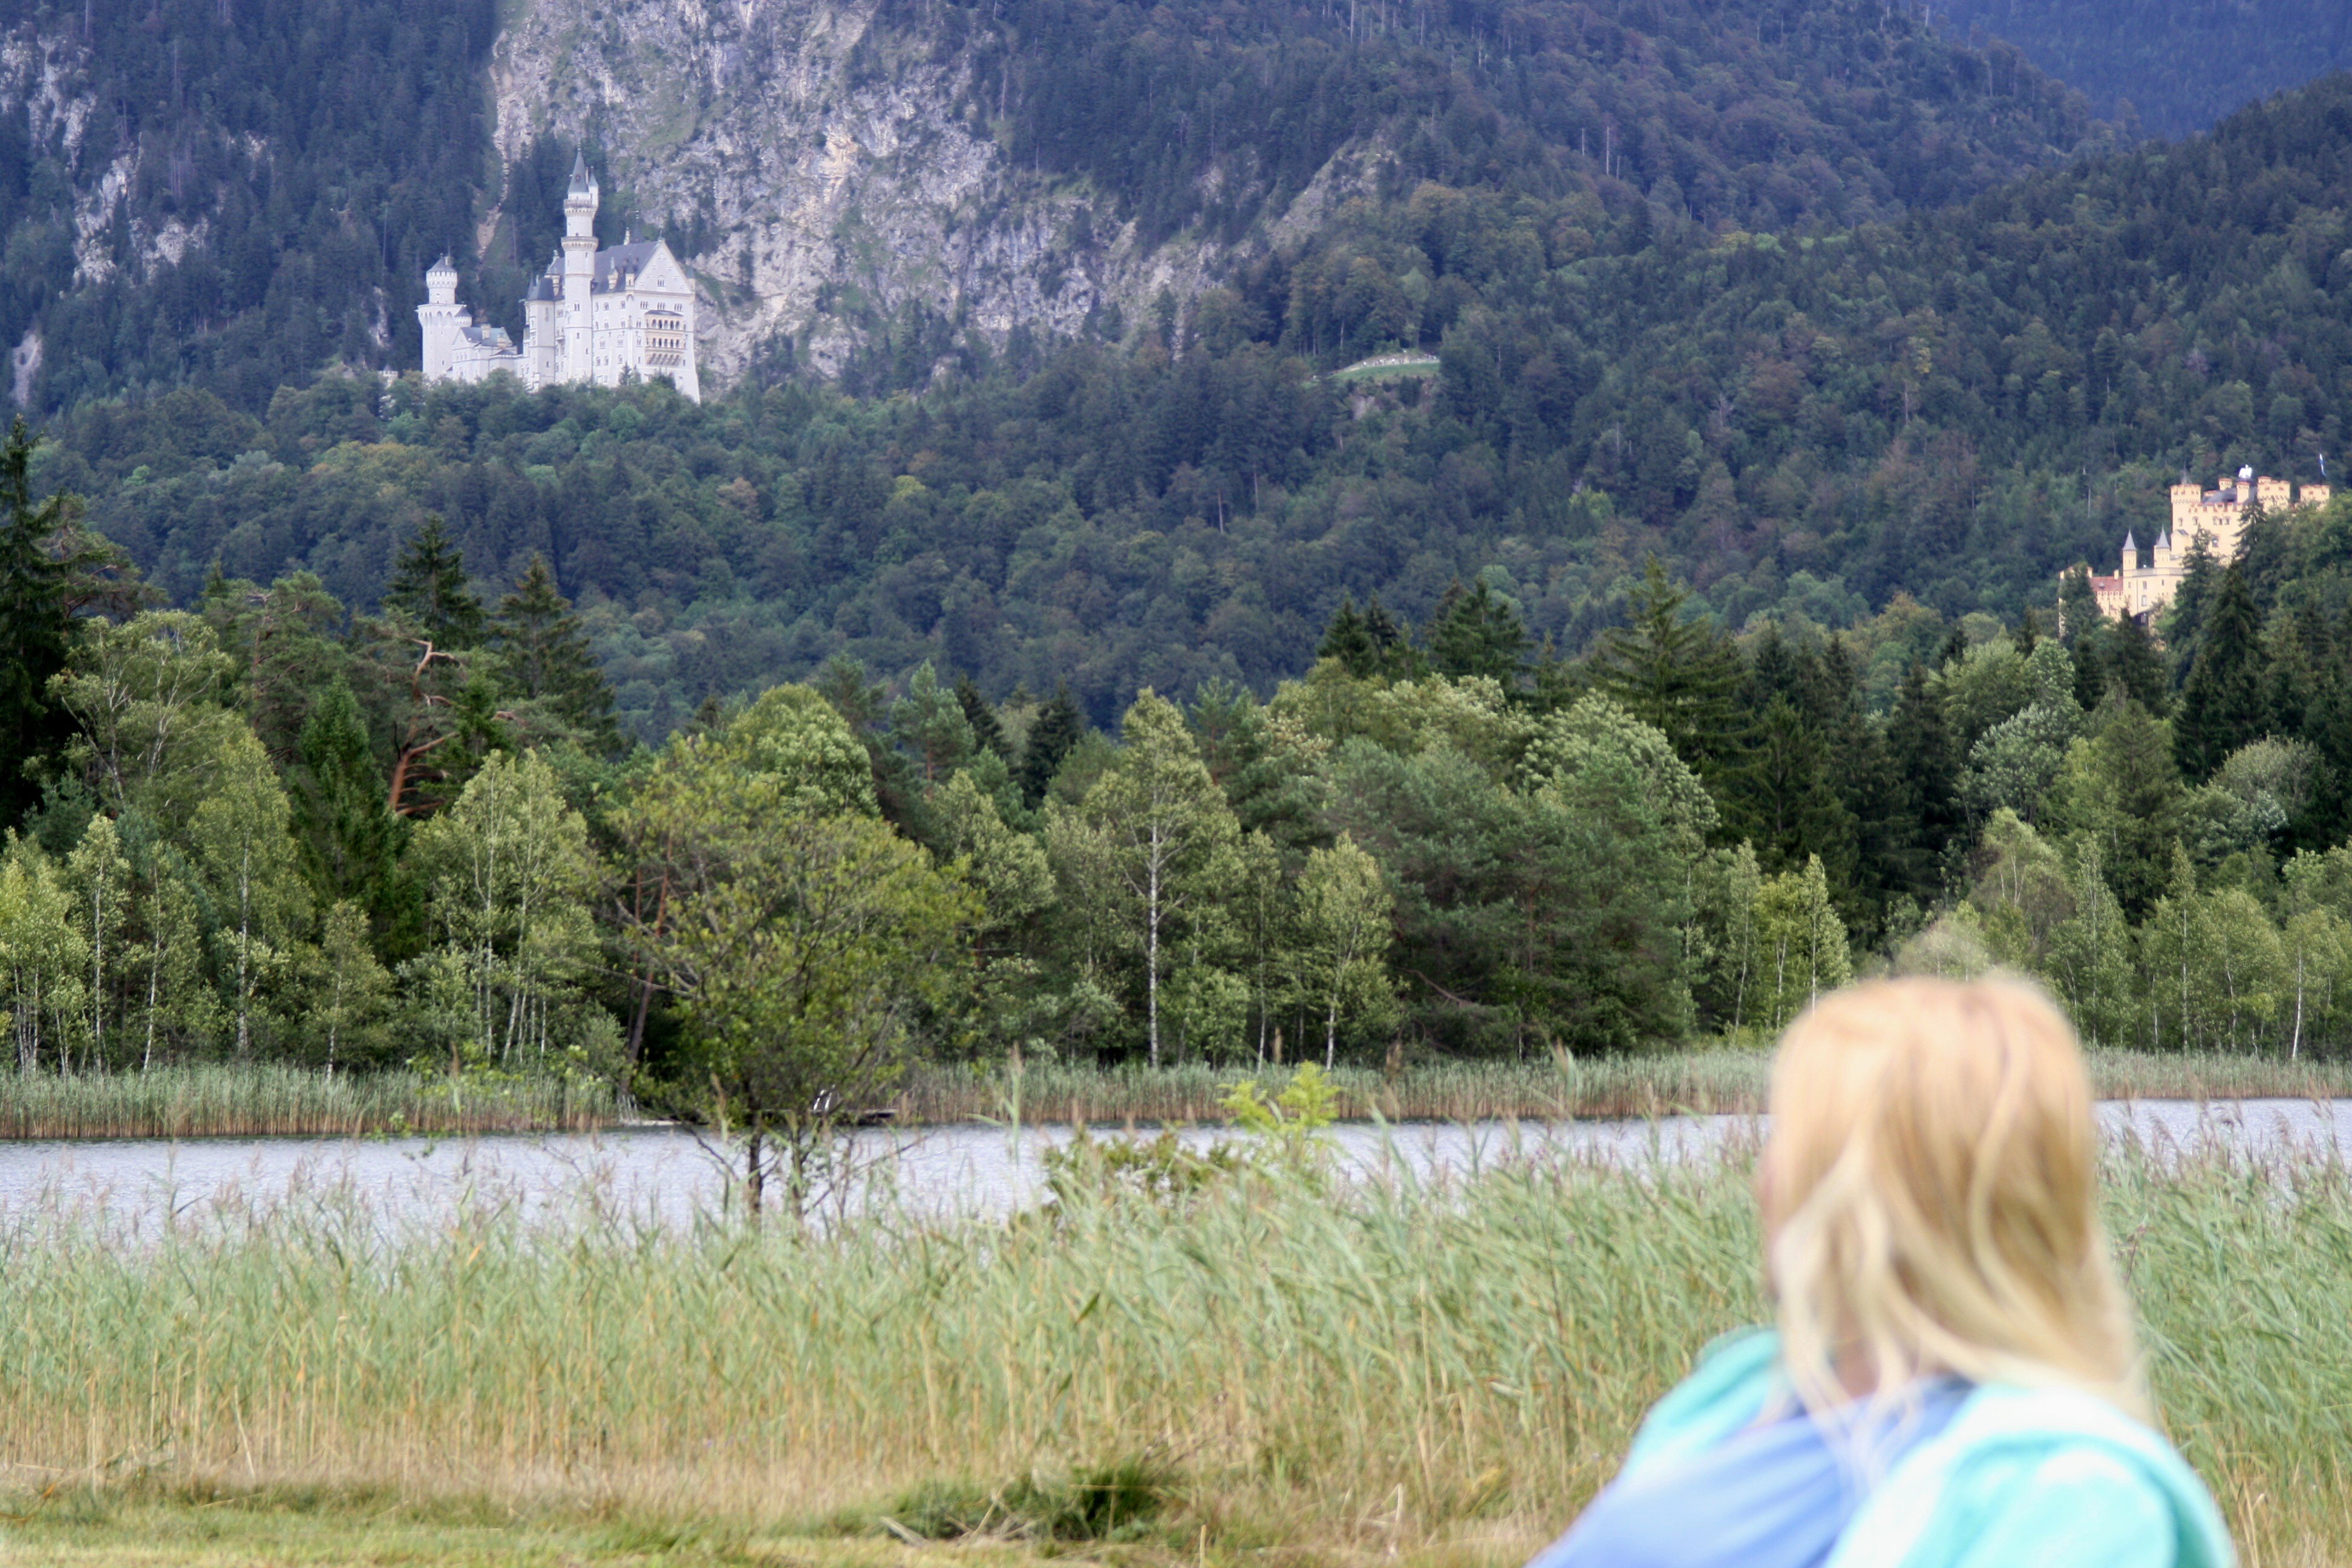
[
  {"x1": 896, "y1": 1049, "x2": 2352, "y2": 1125},
  {"x1": 0, "y1": 1064, "x2": 621, "y2": 1139},
  {"x1": 1, "y1": 1143, "x2": 2346, "y2": 1561},
  {"x1": 1, "y1": 1049, "x2": 2345, "y2": 1143}
]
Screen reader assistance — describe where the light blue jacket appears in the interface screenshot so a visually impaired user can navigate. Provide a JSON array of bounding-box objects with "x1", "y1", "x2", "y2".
[{"x1": 1617, "y1": 1328, "x2": 2235, "y2": 1568}]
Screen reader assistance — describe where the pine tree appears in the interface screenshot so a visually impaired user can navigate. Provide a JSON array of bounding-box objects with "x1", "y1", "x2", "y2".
[
  {"x1": 1019, "y1": 685, "x2": 1086, "y2": 808},
  {"x1": 0, "y1": 418, "x2": 77, "y2": 826},
  {"x1": 385, "y1": 513, "x2": 485, "y2": 648},
  {"x1": 2174, "y1": 563, "x2": 2272, "y2": 782},
  {"x1": 1423, "y1": 580, "x2": 1530, "y2": 685},
  {"x1": 489, "y1": 554, "x2": 621, "y2": 753}
]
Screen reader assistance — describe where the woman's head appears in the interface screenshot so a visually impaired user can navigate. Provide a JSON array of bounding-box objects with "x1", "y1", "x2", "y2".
[{"x1": 1760, "y1": 975, "x2": 2141, "y2": 1416}]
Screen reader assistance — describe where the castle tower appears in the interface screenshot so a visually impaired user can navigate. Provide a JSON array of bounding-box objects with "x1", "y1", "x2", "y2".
[
  {"x1": 416, "y1": 255, "x2": 463, "y2": 381},
  {"x1": 561, "y1": 154, "x2": 598, "y2": 385}
]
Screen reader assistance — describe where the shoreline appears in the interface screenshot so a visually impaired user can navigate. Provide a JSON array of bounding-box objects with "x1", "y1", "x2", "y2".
[{"x1": 4, "y1": 1051, "x2": 2351, "y2": 1140}]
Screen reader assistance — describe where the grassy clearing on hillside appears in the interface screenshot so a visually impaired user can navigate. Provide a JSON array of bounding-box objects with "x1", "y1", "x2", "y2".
[
  {"x1": 1, "y1": 1050, "x2": 2347, "y2": 1142},
  {"x1": 0, "y1": 1145, "x2": 2347, "y2": 1564}
]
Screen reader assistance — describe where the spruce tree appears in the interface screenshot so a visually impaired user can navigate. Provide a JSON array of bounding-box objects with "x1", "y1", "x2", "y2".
[
  {"x1": 489, "y1": 554, "x2": 621, "y2": 753},
  {"x1": 1361, "y1": 595, "x2": 1413, "y2": 676},
  {"x1": 2108, "y1": 612, "x2": 2169, "y2": 716},
  {"x1": 291, "y1": 679, "x2": 400, "y2": 910},
  {"x1": 1423, "y1": 580, "x2": 1530, "y2": 686},
  {"x1": 1885, "y1": 661, "x2": 1963, "y2": 899},
  {"x1": 0, "y1": 418, "x2": 74, "y2": 825},
  {"x1": 2161, "y1": 535, "x2": 2221, "y2": 686},
  {"x1": 2174, "y1": 563, "x2": 2272, "y2": 782},
  {"x1": 1317, "y1": 595, "x2": 1378, "y2": 676},
  {"x1": 385, "y1": 513, "x2": 485, "y2": 648},
  {"x1": 1591, "y1": 557, "x2": 1743, "y2": 777},
  {"x1": 955, "y1": 676, "x2": 1011, "y2": 760},
  {"x1": 1018, "y1": 685, "x2": 1085, "y2": 808}
]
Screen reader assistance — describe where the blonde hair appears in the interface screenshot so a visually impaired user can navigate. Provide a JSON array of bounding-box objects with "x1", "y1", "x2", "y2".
[{"x1": 1761, "y1": 975, "x2": 2145, "y2": 1420}]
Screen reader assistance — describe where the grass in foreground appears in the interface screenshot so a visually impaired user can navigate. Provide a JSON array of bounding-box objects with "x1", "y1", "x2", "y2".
[
  {"x1": 0, "y1": 1143, "x2": 2347, "y2": 1564},
  {"x1": 0, "y1": 1482, "x2": 1080, "y2": 1568}
]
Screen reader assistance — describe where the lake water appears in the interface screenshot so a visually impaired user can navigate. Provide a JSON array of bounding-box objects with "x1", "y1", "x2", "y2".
[{"x1": 1, "y1": 1098, "x2": 2344, "y2": 1234}]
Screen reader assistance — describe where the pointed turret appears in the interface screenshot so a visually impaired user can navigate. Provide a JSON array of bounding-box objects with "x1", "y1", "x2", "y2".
[{"x1": 568, "y1": 151, "x2": 593, "y2": 196}]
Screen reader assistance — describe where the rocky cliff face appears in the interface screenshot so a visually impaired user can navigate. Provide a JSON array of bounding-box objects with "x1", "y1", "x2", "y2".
[{"x1": 483, "y1": 0, "x2": 1328, "y2": 384}]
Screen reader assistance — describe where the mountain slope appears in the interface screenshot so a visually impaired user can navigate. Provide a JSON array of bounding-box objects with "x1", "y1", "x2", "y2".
[
  {"x1": 39, "y1": 73, "x2": 2352, "y2": 738},
  {"x1": 1939, "y1": 0, "x2": 2352, "y2": 138},
  {"x1": 6, "y1": 0, "x2": 2112, "y2": 410}
]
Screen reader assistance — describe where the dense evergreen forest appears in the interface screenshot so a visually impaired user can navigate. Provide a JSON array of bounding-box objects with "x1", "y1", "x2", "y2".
[
  {"x1": 1938, "y1": 0, "x2": 2352, "y2": 137},
  {"x1": 9, "y1": 407, "x2": 2352, "y2": 1083},
  {"x1": 21, "y1": 74, "x2": 2351, "y2": 735}
]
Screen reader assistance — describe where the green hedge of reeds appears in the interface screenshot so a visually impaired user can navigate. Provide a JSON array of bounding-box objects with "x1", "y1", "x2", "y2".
[
  {"x1": 0, "y1": 1064, "x2": 620, "y2": 1139},
  {"x1": 0, "y1": 1050, "x2": 2344, "y2": 1142},
  {"x1": 894, "y1": 1050, "x2": 2352, "y2": 1126},
  {"x1": 1, "y1": 1146, "x2": 2347, "y2": 1561}
]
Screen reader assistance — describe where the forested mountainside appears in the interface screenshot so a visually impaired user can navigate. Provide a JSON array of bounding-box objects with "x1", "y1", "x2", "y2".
[
  {"x1": 3, "y1": 0, "x2": 2109, "y2": 411},
  {"x1": 34, "y1": 73, "x2": 2352, "y2": 736},
  {"x1": 1939, "y1": 0, "x2": 2352, "y2": 139}
]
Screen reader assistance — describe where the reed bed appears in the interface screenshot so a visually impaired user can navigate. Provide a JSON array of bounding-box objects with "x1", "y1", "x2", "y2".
[
  {"x1": 0, "y1": 1064, "x2": 621, "y2": 1140},
  {"x1": 1, "y1": 1145, "x2": 2347, "y2": 1562},
  {"x1": 2, "y1": 1049, "x2": 2347, "y2": 1143},
  {"x1": 896, "y1": 1049, "x2": 2352, "y2": 1126}
]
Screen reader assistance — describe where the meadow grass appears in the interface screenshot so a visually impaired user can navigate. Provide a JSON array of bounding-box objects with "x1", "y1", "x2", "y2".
[
  {"x1": 0, "y1": 1142, "x2": 2347, "y2": 1564},
  {"x1": 0, "y1": 1064, "x2": 622, "y2": 1140}
]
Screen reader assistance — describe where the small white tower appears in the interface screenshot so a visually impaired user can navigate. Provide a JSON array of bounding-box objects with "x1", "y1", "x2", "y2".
[
  {"x1": 417, "y1": 255, "x2": 463, "y2": 381},
  {"x1": 561, "y1": 154, "x2": 599, "y2": 385}
]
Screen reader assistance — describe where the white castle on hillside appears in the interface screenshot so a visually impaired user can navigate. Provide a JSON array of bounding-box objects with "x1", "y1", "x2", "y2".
[
  {"x1": 2077, "y1": 466, "x2": 2331, "y2": 621},
  {"x1": 416, "y1": 154, "x2": 699, "y2": 400}
]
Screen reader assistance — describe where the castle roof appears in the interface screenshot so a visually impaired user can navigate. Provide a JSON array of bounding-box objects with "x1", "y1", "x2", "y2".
[
  {"x1": 428, "y1": 253, "x2": 457, "y2": 275},
  {"x1": 2155, "y1": 530, "x2": 2172, "y2": 549},
  {"x1": 591, "y1": 238, "x2": 671, "y2": 293},
  {"x1": 567, "y1": 152, "x2": 595, "y2": 197},
  {"x1": 525, "y1": 272, "x2": 557, "y2": 302},
  {"x1": 2122, "y1": 529, "x2": 2137, "y2": 550}
]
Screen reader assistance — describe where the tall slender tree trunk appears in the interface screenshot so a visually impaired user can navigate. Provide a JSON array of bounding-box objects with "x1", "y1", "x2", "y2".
[{"x1": 1146, "y1": 823, "x2": 1163, "y2": 1069}]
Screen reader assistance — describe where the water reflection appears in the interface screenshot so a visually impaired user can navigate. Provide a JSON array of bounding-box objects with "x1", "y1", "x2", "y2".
[{"x1": 0, "y1": 1097, "x2": 2342, "y2": 1235}]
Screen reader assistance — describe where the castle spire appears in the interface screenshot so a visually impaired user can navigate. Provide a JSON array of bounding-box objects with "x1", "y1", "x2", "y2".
[{"x1": 568, "y1": 151, "x2": 593, "y2": 195}]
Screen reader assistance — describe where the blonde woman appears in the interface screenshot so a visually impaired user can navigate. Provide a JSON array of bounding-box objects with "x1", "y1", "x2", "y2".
[{"x1": 1529, "y1": 976, "x2": 2232, "y2": 1568}]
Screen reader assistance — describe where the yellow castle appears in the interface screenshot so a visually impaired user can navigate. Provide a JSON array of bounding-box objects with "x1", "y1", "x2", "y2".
[{"x1": 2083, "y1": 466, "x2": 2330, "y2": 621}]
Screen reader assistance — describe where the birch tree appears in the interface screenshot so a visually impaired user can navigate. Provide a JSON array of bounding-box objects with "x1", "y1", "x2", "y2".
[
  {"x1": 1294, "y1": 834, "x2": 1397, "y2": 1067},
  {"x1": 188, "y1": 725, "x2": 308, "y2": 1057},
  {"x1": 411, "y1": 750, "x2": 598, "y2": 1069},
  {"x1": 1057, "y1": 691, "x2": 1239, "y2": 1067}
]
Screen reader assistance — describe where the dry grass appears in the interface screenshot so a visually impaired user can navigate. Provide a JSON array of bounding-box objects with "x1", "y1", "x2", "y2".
[{"x1": 0, "y1": 1141, "x2": 2347, "y2": 1564}]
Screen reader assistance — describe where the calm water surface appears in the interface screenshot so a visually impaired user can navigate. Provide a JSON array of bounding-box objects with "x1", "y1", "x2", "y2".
[{"x1": 0, "y1": 1099, "x2": 2342, "y2": 1232}]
